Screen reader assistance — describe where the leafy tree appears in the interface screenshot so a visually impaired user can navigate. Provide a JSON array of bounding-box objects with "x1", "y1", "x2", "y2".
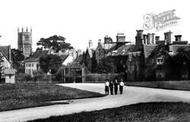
[
  {"x1": 95, "y1": 57, "x2": 114, "y2": 73},
  {"x1": 11, "y1": 49, "x2": 25, "y2": 73},
  {"x1": 39, "y1": 54, "x2": 62, "y2": 74},
  {"x1": 171, "y1": 48, "x2": 190, "y2": 79},
  {"x1": 37, "y1": 35, "x2": 73, "y2": 52}
]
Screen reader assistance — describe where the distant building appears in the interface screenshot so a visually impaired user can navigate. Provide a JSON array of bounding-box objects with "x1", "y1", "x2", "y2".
[
  {"x1": 18, "y1": 27, "x2": 32, "y2": 58},
  {"x1": 0, "y1": 45, "x2": 12, "y2": 69},
  {"x1": 106, "y1": 29, "x2": 190, "y2": 81},
  {"x1": 0, "y1": 45, "x2": 16, "y2": 83},
  {"x1": 24, "y1": 50, "x2": 73, "y2": 76},
  {"x1": 24, "y1": 51, "x2": 44, "y2": 77}
]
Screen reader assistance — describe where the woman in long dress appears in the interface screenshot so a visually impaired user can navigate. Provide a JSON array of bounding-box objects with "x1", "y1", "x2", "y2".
[{"x1": 105, "y1": 79, "x2": 109, "y2": 94}]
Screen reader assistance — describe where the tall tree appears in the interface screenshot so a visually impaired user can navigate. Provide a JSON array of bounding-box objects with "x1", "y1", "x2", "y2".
[
  {"x1": 37, "y1": 35, "x2": 73, "y2": 52},
  {"x1": 11, "y1": 49, "x2": 25, "y2": 72},
  {"x1": 171, "y1": 48, "x2": 190, "y2": 79},
  {"x1": 95, "y1": 57, "x2": 114, "y2": 73},
  {"x1": 39, "y1": 54, "x2": 62, "y2": 74}
]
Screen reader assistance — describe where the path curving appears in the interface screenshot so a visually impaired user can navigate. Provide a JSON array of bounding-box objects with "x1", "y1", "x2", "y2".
[{"x1": 1, "y1": 83, "x2": 190, "y2": 122}]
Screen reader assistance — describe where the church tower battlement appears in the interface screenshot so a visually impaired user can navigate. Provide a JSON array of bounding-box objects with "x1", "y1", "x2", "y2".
[{"x1": 18, "y1": 27, "x2": 32, "y2": 57}]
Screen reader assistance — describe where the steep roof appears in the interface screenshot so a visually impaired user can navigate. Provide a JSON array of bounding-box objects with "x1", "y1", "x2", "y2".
[
  {"x1": 169, "y1": 45, "x2": 190, "y2": 55},
  {"x1": 0, "y1": 46, "x2": 11, "y2": 62},
  {"x1": 86, "y1": 48, "x2": 95, "y2": 58},
  {"x1": 4, "y1": 69, "x2": 16, "y2": 75},
  {"x1": 24, "y1": 50, "x2": 48, "y2": 63},
  {"x1": 143, "y1": 45, "x2": 157, "y2": 58},
  {"x1": 60, "y1": 55, "x2": 69, "y2": 62},
  {"x1": 107, "y1": 44, "x2": 136, "y2": 56},
  {"x1": 73, "y1": 54, "x2": 83, "y2": 63}
]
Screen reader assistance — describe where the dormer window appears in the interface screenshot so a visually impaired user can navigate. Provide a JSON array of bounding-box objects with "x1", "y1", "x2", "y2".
[
  {"x1": 169, "y1": 51, "x2": 174, "y2": 55},
  {"x1": 156, "y1": 57, "x2": 164, "y2": 65}
]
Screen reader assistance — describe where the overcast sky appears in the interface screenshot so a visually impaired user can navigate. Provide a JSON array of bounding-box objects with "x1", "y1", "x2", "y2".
[{"x1": 0, "y1": 0, "x2": 189, "y2": 51}]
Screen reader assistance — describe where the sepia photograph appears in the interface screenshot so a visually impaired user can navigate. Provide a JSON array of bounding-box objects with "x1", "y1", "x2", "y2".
[{"x1": 0, "y1": 0, "x2": 190, "y2": 122}]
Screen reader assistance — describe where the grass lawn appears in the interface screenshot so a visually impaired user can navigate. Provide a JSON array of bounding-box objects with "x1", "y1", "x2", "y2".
[
  {"x1": 29, "y1": 102, "x2": 190, "y2": 122},
  {"x1": 0, "y1": 83, "x2": 105, "y2": 111},
  {"x1": 125, "y1": 80, "x2": 190, "y2": 91}
]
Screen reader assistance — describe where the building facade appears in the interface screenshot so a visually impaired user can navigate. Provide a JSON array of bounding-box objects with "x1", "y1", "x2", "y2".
[{"x1": 0, "y1": 45, "x2": 16, "y2": 83}]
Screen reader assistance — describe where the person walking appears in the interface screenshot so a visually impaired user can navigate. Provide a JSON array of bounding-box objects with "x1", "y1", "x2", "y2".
[
  {"x1": 109, "y1": 80, "x2": 114, "y2": 95},
  {"x1": 105, "y1": 79, "x2": 109, "y2": 95},
  {"x1": 119, "y1": 79, "x2": 124, "y2": 94},
  {"x1": 114, "y1": 79, "x2": 118, "y2": 95}
]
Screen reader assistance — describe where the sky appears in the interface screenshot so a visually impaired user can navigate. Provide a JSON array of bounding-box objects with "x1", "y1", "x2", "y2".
[{"x1": 0, "y1": 0, "x2": 189, "y2": 51}]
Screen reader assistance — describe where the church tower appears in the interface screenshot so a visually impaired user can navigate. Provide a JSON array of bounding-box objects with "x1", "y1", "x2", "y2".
[{"x1": 18, "y1": 27, "x2": 32, "y2": 57}]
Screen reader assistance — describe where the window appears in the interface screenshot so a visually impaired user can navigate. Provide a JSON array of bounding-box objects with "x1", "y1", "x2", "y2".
[
  {"x1": 25, "y1": 35, "x2": 30, "y2": 41},
  {"x1": 156, "y1": 57, "x2": 164, "y2": 65}
]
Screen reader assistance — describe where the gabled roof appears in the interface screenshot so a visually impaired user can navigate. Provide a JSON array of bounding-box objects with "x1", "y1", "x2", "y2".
[
  {"x1": 0, "y1": 46, "x2": 11, "y2": 62},
  {"x1": 147, "y1": 44, "x2": 169, "y2": 60},
  {"x1": 107, "y1": 44, "x2": 136, "y2": 56},
  {"x1": 60, "y1": 55, "x2": 69, "y2": 62},
  {"x1": 4, "y1": 69, "x2": 16, "y2": 75},
  {"x1": 169, "y1": 45, "x2": 190, "y2": 55},
  {"x1": 24, "y1": 50, "x2": 48, "y2": 63},
  {"x1": 73, "y1": 54, "x2": 83, "y2": 63},
  {"x1": 143, "y1": 45, "x2": 157, "y2": 58},
  {"x1": 86, "y1": 48, "x2": 95, "y2": 58}
]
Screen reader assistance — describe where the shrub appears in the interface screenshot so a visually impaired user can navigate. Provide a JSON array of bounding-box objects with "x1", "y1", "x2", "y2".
[
  {"x1": 33, "y1": 70, "x2": 51, "y2": 83},
  {"x1": 16, "y1": 73, "x2": 33, "y2": 83}
]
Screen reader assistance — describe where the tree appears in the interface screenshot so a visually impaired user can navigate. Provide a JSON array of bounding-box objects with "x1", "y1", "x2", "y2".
[
  {"x1": 171, "y1": 48, "x2": 190, "y2": 79},
  {"x1": 0, "y1": 53, "x2": 4, "y2": 83},
  {"x1": 95, "y1": 57, "x2": 114, "y2": 73},
  {"x1": 11, "y1": 49, "x2": 25, "y2": 73},
  {"x1": 37, "y1": 35, "x2": 73, "y2": 52},
  {"x1": 39, "y1": 54, "x2": 62, "y2": 74}
]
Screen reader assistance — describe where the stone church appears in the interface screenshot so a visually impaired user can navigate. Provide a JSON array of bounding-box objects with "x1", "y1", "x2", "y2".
[{"x1": 18, "y1": 27, "x2": 32, "y2": 57}]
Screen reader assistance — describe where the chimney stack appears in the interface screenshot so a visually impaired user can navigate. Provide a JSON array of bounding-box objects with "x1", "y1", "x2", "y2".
[
  {"x1": 155, "y1": 36, "x2": 160, "y2": 44},
  {"x1": 147, "y1": 33, "x2": 151, "y2": 44},
  {"x1": 104, "y1": 35, "x2": 112, "y2": 44},
  {"x1": 175, "y1": 35, "x2": 182, "y2": 42},
  {"x1": 143, "y1": 34, "x2": 148, "y2": 45},
  {"x1": 151, "y1": 33, "x2": 155, "y2": 44},
  {"x1": 164, "y1": 31, "x2": 172, "y2": 44},
  {"x1": 135, "y1": 30, "x2": 144, "y2": 50},
  {"x1": 116, "y1": 33, "x2": 125, "y2": 42},
  {"x1": 88, "y1": 40, "x2": 93, "y2": 48},
  {"x1": 136, "y1": 30, "x2": 143, "y2": 40}
]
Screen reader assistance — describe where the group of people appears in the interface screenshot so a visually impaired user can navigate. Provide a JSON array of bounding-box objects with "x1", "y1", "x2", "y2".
[{"x1": 105, "y1": 79, "x2": 124, "y2": 95}]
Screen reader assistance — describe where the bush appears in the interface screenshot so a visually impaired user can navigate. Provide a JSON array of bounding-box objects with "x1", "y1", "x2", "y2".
[
  {"x1": 16, "y1": 73, "x2": 33, "y2": 83},
  {"x1": 33, "y1": 70, "x2": 51, "y2": 83},
  {"x1": 54, "y1": 67, "x2": 65, "y2": 82}
]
